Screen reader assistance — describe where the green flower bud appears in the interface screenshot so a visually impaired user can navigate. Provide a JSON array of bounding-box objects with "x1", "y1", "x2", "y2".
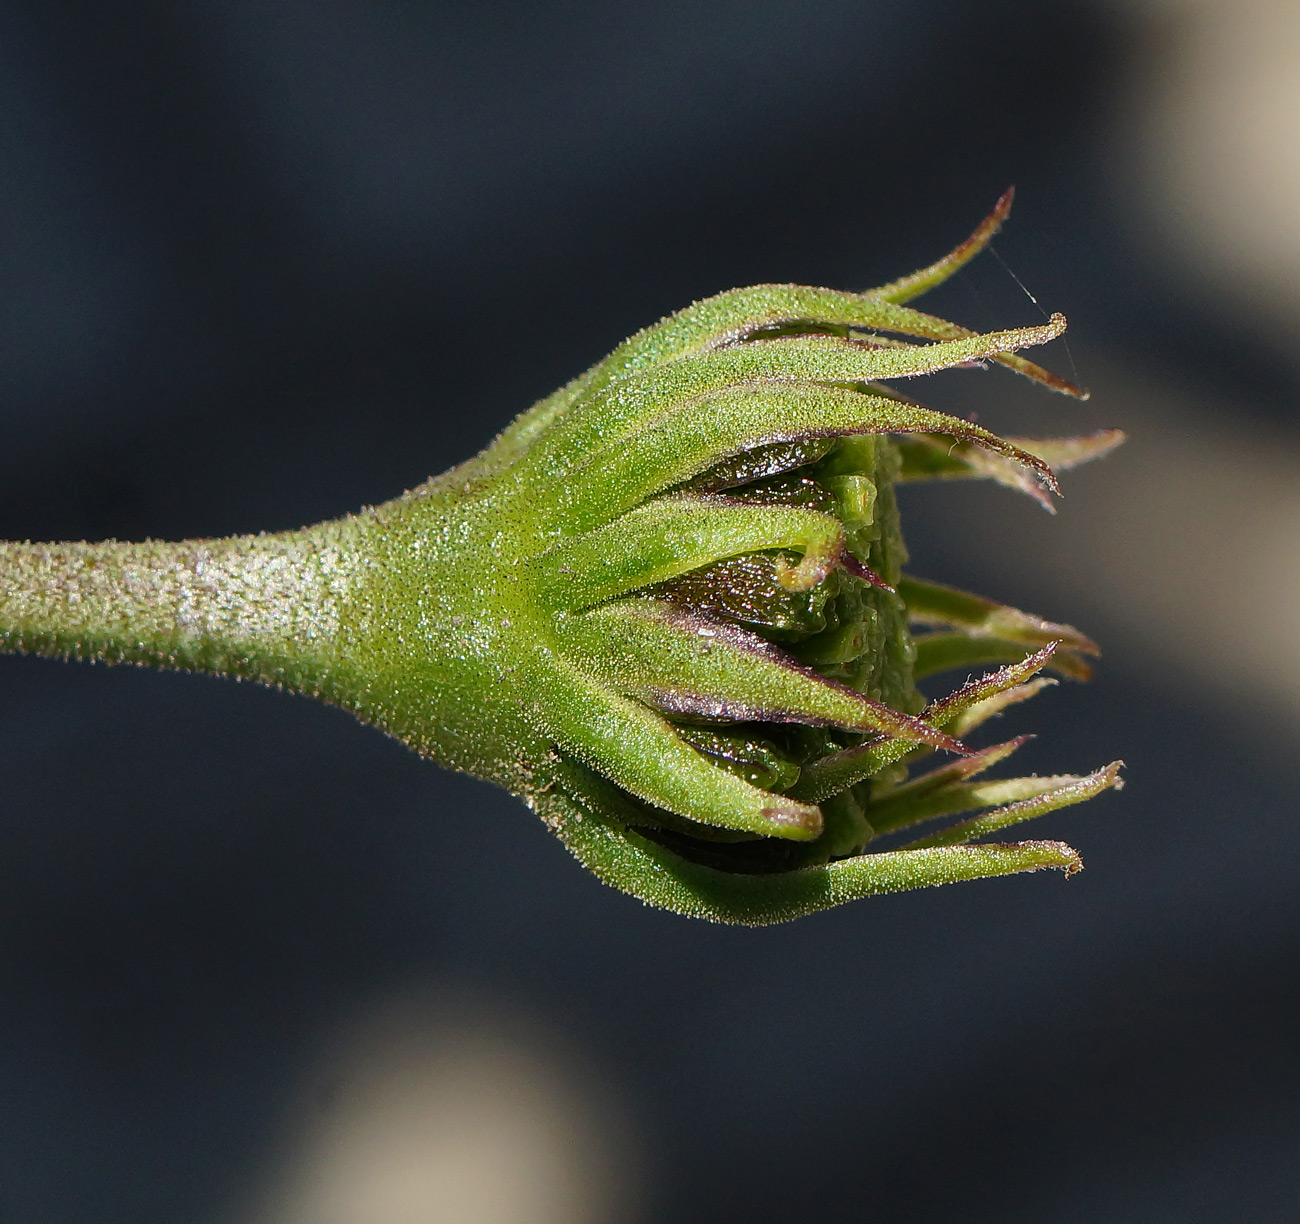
[{"x1": 0, "y1": 190, "x2": 1124, "y2": 924}]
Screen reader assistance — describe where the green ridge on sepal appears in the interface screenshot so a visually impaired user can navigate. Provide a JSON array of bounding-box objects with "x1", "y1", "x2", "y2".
[{"x1": 0, "y1": 189, "x2": 1124, "y2": 923}]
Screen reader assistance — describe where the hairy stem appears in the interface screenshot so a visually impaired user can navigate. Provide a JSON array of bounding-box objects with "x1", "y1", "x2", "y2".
[{"x1": 0, "y1": 523, "x2": 362, "y2": 700}]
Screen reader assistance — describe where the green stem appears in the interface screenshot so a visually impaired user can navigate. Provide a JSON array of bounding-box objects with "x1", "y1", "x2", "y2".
[{"x1": 0, "y1": 522, "x2": 362, "y2": 701}]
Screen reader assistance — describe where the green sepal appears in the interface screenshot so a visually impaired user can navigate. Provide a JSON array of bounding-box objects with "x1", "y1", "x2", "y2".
[
  {"x1": 865, "y1": 737, "x2": 1030, "y2": 836},
  {"x1": 866, "y1": 187, "x2": 1014, "y2": 304},
  {"x1": 557, "y1": 383, "x2": 1061, "y2": 533},
  {"x1": 902, "y1": 575, "x2": 1098, "y2": 680},
  {"x1": 519, "y1": 316, "x2": 1071, "y2": 494},
  {"x1": 899, "y1": 762, "x2": 1125, "y2": 850},
  {"x1": 896, "y1": 429, "x2": 1125, "y2": 509},
  {"x1": 553, "y1": 598, "x2": 963, "y2": 751},
  {"x1": 913, "y1": 633, "x2": 1093, "y2": 682},
  {"x1": 537, "y1": 757, "x2": 1082, "y2": 926},
  {"x1": 790, "y1": 645, "x2": 1059, "y2": 803},
  {"x1": 945, "y1": 677, "x2": 1057, "y2": 739},
  {"x1": 526, "y1": 658, "x2": 824, "y2": 842},
  {"x1": 534, "y1": 496, "x2": 846, "y2": 612}
]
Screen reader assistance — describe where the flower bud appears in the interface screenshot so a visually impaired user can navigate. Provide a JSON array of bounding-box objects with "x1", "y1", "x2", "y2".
[{"x1": 0, "y1": 190, "x2": 1124, "y2": 924}]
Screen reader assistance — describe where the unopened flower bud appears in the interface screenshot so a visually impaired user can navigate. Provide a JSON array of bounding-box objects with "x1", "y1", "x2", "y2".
[{"x1": 0, "y1": 190, "x2": 1123, "y2": 923}]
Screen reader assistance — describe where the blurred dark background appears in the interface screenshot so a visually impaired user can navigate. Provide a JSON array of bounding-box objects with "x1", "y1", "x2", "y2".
[{"x1": 1, "y1": 1, "x2": 1299, "y2": 1220}]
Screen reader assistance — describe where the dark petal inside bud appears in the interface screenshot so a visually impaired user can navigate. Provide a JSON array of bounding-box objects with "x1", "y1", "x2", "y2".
[
  {"x1": 646, "y1": 553, "x2": 834, "y2": 638},
  {"x1": 680, "y1": 438, "x2": 835, "y2": 494},
  {"x1": 722, "y1": 472, "x2": 840, "y2": 514}
]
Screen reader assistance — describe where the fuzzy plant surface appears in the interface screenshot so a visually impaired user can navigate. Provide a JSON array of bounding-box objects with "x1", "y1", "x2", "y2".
[{"x1": 0, "y1": 191, "x2": 1124, "y2": 924}]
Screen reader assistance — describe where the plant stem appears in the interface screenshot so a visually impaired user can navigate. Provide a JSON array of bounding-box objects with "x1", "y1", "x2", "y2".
[{"x1": 0, "y1": 523, "x2": 361, "y2": 701}]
